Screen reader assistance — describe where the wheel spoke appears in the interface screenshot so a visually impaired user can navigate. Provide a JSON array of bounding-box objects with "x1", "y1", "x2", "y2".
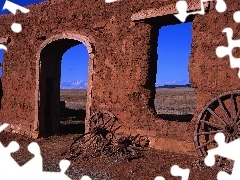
[
  {"x1": 235, "y1": 110, "x2": 240, "y2": 123},
  {"x1": 95, "y1": 112, "x2": 100, "y2": 126},
  {"x1": 229, "y1": 136, "x2": 233, "y2": 142},
  {"x1": 197, "y1": 130, "x2": 223, "y2": 135},
  {"x1": 196, "y1": 139, "x2": 215, "y2": 150},
  {"x1": 225, "y1": 136, "x2": 230, "y2": 143},
  {"x1": 102, "y1": 116, "x2": 114, "y2": 129},
  {"x1": 237, "y1": 120, "x2": 240, "y2": 126},
  {"x1": 70, "y1": 132, "x2": 90, "y2": 149},
  {"x1": 231, "y1": 93, "x2": 235, "y2": 122},
  {"x1": 86, "y1": 135, "x2": 98, "y2": 149},
  {"x1": 84, "y1": 134, "x2": 97, "y2": 145},
  {"x1": 218, "y1": 98, "x2": 230, "y2": 122},
  {"x1": 207, "y1": 108, "x2": 227, "y2": 125},
  {"x1": 195, "y1": 91, "x2": 240, "y2": 166},
  {"x1": 110, "y1": 125, "x2": 122, "y2": 133},
  {"x1": 199, "y1": 120, "x2": 223, "y2": 129}
]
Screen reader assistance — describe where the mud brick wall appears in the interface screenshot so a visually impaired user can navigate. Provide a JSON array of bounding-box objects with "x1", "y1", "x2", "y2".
[
  {"x1": 0, "y1": 0, "x2": 239, "y2": 142},
  {"x1": 189, "y1": 0, "x2": 240, "y2": 128}
]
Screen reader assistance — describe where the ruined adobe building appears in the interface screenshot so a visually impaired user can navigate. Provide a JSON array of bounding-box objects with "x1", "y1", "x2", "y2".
[{"x1": 0, "y1": 0, "x2": 239, "y2": 155}]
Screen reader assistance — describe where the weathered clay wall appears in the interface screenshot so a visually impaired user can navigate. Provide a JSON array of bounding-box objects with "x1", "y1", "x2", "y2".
[
  {"x1": 189, "y1": 0, "x2": 240, "y2": 132},
  {"x1": 0, "y1": 0, "x2": 238, "y2": 150},
  {"x1": 0, "y1": 0, "x2": 180, "y2": 138}
]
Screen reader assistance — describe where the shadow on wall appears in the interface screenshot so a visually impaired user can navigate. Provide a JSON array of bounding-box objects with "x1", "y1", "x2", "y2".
[{"x1": 157, "y1": 114, "x2": 193, "y2": 122}]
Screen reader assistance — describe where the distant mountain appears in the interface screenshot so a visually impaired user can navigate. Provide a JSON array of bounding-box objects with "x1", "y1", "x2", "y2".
[
  {"x1": 157, "y1": 84, "x2": 192, "y2": 88},
  {"x1": 155, "y1": 80, "x2": 189, "y2": 87},
  {"x1": 60, "y1": 80, "x2": 87, "y2": 89},
  {"x1": 60, "y1": 80, "x2": 190, "y2": 89}
]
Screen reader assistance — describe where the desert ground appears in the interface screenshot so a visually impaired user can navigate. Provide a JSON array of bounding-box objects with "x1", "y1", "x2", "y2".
[
  {"x1": 60, "y1": 87, "x2": 196, "y2": 124},
  {"x1": 60, "y1": 87, "x2": 196, "y2": 116},
  {"x1": 0, "y1": 88, "x2": 230, "y2": 180}
]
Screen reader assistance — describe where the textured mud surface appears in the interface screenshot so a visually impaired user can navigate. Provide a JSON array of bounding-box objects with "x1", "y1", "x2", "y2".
[{"x1": 1, "y1": 0, "x2": 240, "y2": 139}]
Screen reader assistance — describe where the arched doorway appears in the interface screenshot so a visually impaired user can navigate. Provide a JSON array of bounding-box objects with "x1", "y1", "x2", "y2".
[
  {"x1": 35, "y1": 33, "x2": 94, "y2": 137},
  {"x1": 60, "y1": 44, "x2": 89, "y2": 134}
]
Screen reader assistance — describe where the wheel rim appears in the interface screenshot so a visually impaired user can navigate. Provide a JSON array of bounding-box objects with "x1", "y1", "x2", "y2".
[
  {"x1": 88, "y1": 110, "x2": 121, "y2": 138},
  {"x1": 69, "y1": 110, "x2": 122, "y2": 159},
  {"x1": 194, "y1": 90, "x2": 240, "y2": 162}
]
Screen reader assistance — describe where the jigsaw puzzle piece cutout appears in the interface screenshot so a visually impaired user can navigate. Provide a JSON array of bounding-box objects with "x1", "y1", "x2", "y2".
[
  {"x1": 0, "y1": 123, "x2": 20, "y2": 174},
  {"x1": 2, "y1": 0, "x2": 30, "y2": 33},
  {"x1": 215, "y1": 0, "x2": 227, "y2": 13},
  {"x1": 59, "y1": 160, "x2": 70, "y2": 174},
  {"x1": 175, "y1": 0, "x2": 191, "y2": 22},
  {"x1": 174, "y1": 0, "x2": 226, "y2": 22},
  {"x1": 0, "y1": 124, "x2": 72, "y2": 179},
  {"x1": 19, "y1": 143, "x2": 72, "y2": 180},
  {"x1": 40, "y1": 171, "x2": 71, "y2": 180},
  {"x1": 217, "y1": 171, "x2": 233, "y2": 180},
  {"x1": 0, "y1": 141, "x2": 21, "y2": 178},
  {"x1": 33, "y1": 160, "x2": 71, "y2": 180},
  {"x1": 0, "y1": 37, "x2": 11, "y2": 51},
  {"x1": 0, "y1": 123, "x2": 9, "y2": 132},
  {"x1": 0, "y1": 44, "x2": 7, "y2": 51},
  {"x1": 80, "y1": 175, "x2": 92, "y2": 180},
  {"x1": 204, "y1": 133, "x2": 226, "y2": 167},
  {"x1": 217, "y1": 160, "x2": 240, "y2": 180},
  {"x1": 204, "y1": 133, "x2": 240, "y2": 164},
  {"x1": 170, "y1": 165, "x2": 190, "y2": 180},
  {"x1": 105, "y1": 0, "x2": 121, "y2": 3},
  {"x1": 2, "y1": 0, "x2": 30, "y2": 15},
  {"x1": 216, "y1": 28, "x2": 240, "y2": 78},
  {"x1": 154, "y1": 165, "x2": 190, "y2": 180},
  {"x1": 154, "y1": 176, "x2": 165, "y2": 180},
  {"x1": 21, "y1": 142, "x2": 43, "y2": 173},
  {"x1": 11, "y1": 23, "x2": 22, "y2": 33},
  {"x1": 204, "y1": 133, "x2": 240, "y2": 179},
  {"x1": 233, "y1": 11, "x2": 240, "y2": 23}
]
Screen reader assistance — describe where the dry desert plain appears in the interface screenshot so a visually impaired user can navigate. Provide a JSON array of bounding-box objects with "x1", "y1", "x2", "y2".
[{"x1": 60, "y1": 87, "x2": 196, "y2": 119}]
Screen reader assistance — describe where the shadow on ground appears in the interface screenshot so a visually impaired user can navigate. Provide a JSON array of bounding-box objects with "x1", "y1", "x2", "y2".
[
  {"x1": 60, "y1": 123, "x2": 85, "y2": 135},
  {"x1": 60, "y1": 108, "x2": 86, "y2": 135},
  {"x1": 63, "y1": 108, "x2": 86, "y2": 121},
  {"x1": 157, "y1": 114, "x2": 193, "y2": 122}
]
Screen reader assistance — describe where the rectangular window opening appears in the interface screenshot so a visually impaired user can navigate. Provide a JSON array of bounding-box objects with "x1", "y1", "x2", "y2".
[{"x1": 154, "y1": 21, "x2": 196, "y2": 122}]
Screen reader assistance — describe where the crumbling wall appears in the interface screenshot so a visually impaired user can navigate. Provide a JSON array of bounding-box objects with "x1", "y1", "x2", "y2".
[
  {"x1": 189, "y1": 0, "x2": 240, "y2": 129},
  {"x1": 0, "y1": 0, "x2": 238, "y2": 146}
]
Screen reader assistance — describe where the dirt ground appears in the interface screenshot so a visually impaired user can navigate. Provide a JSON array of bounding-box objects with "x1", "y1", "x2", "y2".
[
  {"x1": 0, "y1": 88, "x2": 230, "y2": 179},
  {"x1": 0, "y1": 131, "x2": 226, "y2": 180}
]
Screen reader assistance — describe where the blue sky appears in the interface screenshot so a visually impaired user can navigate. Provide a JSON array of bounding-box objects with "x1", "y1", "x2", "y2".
[{"x1": 0, "y1": 0, "x2": 192, "y2": 88}]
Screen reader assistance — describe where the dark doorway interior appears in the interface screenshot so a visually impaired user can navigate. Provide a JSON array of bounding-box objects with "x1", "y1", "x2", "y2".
[
  {"x1": 44, "y1": 77, "x2": 54, "y2": 136},
  {"x1": 39, "y1": 39, "x2": 88, "y2": 137}
]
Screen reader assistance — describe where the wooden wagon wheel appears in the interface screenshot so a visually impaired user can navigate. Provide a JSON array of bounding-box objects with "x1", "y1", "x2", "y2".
[
  {"x1": 69, "y1": 110, "x2": 121, "y2": 159},
  {"x1": 69, "y1": 132, "x2": 96, "y2": 159},
  {"x1": 194, "y1": 90, "x2": 240, "y2": 166},
  {"x1": 88, "y1": 110, "x2": 121, "y2": 139}
]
